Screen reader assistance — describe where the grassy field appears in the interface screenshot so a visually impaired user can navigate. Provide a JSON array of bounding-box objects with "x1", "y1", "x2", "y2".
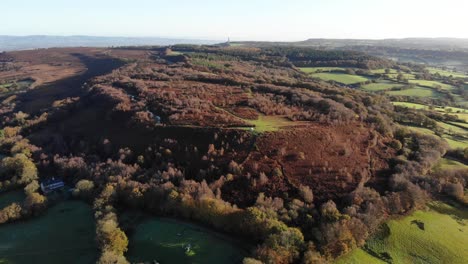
[
  {"x1": 450, "y1": 121, "x2": 468, "y2": 129},
  {"x1": 405, "y1": 125, "x2": 467, "y2": 149},
  {"x1": 311, "y1": 72, "x2": 369, "y2": 85},
  {"x1": 451, "y1": 112, "x2": 468, "y2": 122},
  {"x1": 126, "y1": 217, "x2": 245, "y2": 264},
  {"x1": 0, "y1": 83, "x2": 12, "y2": 89},
  {"x1": 427, "y1": 67, "x2": 468, "y2": 78},
  {"x1": 392, "y1": 102, "x2": 468, "y2": 149},
  {"x1": 386, "y1": 87, "x2": 442, "y2": 98},
  {"x1": 441, "y1": 135, "x2": 468, "y2": 149},
  {"x1": 0, "y1": 191, "x2": 24, "y2": 209},
  {"x1": 336, "y1": 201, "x2": 468, "y2": 264},
  {"x1": 299, "y1": 67, "x2": 347, "y2": 74},
  {"x1": 406, "y1": 125, "x2": 436, "y2": 136},
  {"x1": 0, "y1": 201, "x2": 98, "y2": 264},
  {"x1": 167, "y1": 51, "x2": 184, "y2": 56},
  {"x1": 433, "y1": 158, "x2": 468, "y2": 171},
  {"x1": 370, "y1": 69, "x2": 398, "y2": 74},
  {"x1": 386, "y1": 73, "x2": 416, "y2": 80},
  {"x1": 392, "y1": 101, "x2": 429, "y2": 109},
  {"x1": 408, "y1": 80, "x2": 455, "y2": 91},
  {"x1": 392, "y1": 102, "x2": 468, "y2": 122},
  {"x1": 361, "y1": 81, "x2": 403, "y2": 91},
  {"x1": 437, "y1": 121, "x2": 467, "y2": 135},
  {"x1": 246, "y1": 115, "x2": 295, "y2": 133}
]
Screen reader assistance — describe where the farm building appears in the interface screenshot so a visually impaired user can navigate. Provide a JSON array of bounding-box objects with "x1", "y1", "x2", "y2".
[{"x1": 40, "y1": 178, "x2": 65, "y2": 193}]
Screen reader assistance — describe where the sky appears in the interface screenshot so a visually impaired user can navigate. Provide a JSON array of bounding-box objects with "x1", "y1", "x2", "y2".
[{"x1": 2, "y1": 0, "x2": 468, "y2": 41}]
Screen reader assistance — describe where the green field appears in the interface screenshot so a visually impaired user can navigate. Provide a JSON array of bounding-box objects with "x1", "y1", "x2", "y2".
[
  {"x1": 0, "y1": 191, "x2": 24, "y2": 209},
  {"x1": 427, "y1": 67, "x2": 468, "y2": 78},
  {"x1": 126, "y1": 217, "x2": 246, "y2": 264},
  {"x1": 408, "y1": 79, "x2": 455, "y2": 91},
  {"x1": 336, "y1": 201, "x2": 468, "y2": 264},
  {"x1": 299, "y1": 67, "x2": 347, "y2": 74},
  {"x1": 386, "y1": 86, "x2": 442, "y2": 98},
  {"x1": 167, "y1": 51, "x2": 184, "y2": 56},
  {"x1": 361, "y1": 81, "x2": 403, "y2": 91},
  {"x1": 392, "y1": 101, "x2": 429, "y2": 109},
  {"x1": 385, "y1": 73, "x2": 416, "y2": 80},
  {"x1": 311, "y1": 72, "x2": 369, "y2": 85},
  {"x1": 370, "y1": 69, "x2": 398, "y2": 74},
  {"x1": 450, "y1": 121, "x2": 468, "y2": 129},
  {"x1": 405, "y1": 125, "x2": 467, "y2": 149},
  {"x1": 437, "y1": 121, "x2": 468, "y2": 135},
  {"x1": 246, "y1": 115, "x2": 295, "y2": 133},
  {"x1": 406, "y1": 125, "x2": 436, "y2": 136},
  {"x1": 0, "y1": 201, "x2": 98, "y2": 264},
  {"x1": 392, "y1": 102, "x2": 468, "y2": 121},
  {"x1": 442, "y1": 135, "x2": 468, "y2": 149},
  {"x1": 434, "y1": 158, "x2": 468, "y2": 171}
]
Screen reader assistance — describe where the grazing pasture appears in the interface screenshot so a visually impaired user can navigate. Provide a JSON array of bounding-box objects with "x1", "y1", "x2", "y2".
[
  {"x1": 386, "y1": 86, "x2": 442, "y2": 98},
  {"x1": 392, "y1": 101, "x2": 429, "y2": 109},
  {"x1": 370, "y1": 68, "x2": 398, "y2": 74},
  {"x1": 434, "y1": 158, "x2": 467, "y2": 171},
  {"x1": 246, "y1": 115, "x2": 296, "y2": 133},
  {"x1": 437, "y1": 121, "x2": 467, "y2": 135},
  {"x1": 0, "y1": 191, "x2": 24, "y2": 209},
  {"x1": 126, "y1": 217, "x2": 246, "y2": 264},
  {"x1": 361, "y1": 81, "x2": 403, "y2": 91},
  {"x1": 392, "y1": 102, "x2": 468, "y2": 120},
  {"x1": 385, "y1": 73, "x2": 416, "y2": 80},
  {"x1": 336, "y1": 202, "x2": 468, "y2": 264},
  {"x1": 311, "y1": 72, "x2": 369, "y2": 85},
  {"x1": 0, "y1": 201, "x2": 98, "y2": 264},
  {"x1": 408, "y1": 79, "x2": 455, "y2": 91},
  {"x1": 427, "y1": 67, "x2": 468, "y2": 78},
  {"x1": 299, "y1": 67, "x2": 347, "y2": 73}
]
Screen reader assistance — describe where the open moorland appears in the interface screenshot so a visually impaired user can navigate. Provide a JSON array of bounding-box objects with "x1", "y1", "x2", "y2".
[{"x1": 0, "y1": 45, "x2": 466, "y2": 264}]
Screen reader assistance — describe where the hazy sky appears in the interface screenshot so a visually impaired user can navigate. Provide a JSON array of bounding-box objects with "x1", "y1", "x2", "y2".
[{"x1": 2, "y1": 0, "x2": 467, "y2": 41}]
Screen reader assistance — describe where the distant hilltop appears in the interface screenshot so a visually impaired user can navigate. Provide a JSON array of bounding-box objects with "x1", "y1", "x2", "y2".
[
  {"x1": 233, "y1": 37, "x2": 468, "y2": 51},
  {"x1": 0, "y1": 35, "x2": 220, "y2": 51}
]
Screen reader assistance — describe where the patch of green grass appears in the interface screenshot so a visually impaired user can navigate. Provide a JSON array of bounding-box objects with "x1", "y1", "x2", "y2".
[
  {"x1": 0, "y1": 201, "x2": 98, "y2": 264},
  {"x1": 392, "y1": 101, "x2": 429, "y2": 110},
  {"x1": 437, "y1": 121, "x2": 468, "y2": 135},
  {"x1": 408, "y1": 80, "x2": 455, "y2": 91},
  {"x1": 370, "y1": 69, "x2": 398, "y2": 74},
  {"x1": 406, "y1": 125, "x2": 467, "y2": 149},
  {"x1": 406, "y1": 125, "x2": 436, "y2": 136},
  {"x1": 442, "y1": 135, "x2": 468, "y2": 149},
  {"x1": 427, "y1": 67, "x2": 468, "y2": 78},
  {"x1": 338, "y1": 201, "x2": 468, "y2": 264},
  {"x1": 167, "y1": 51, "x2": 183, "y2": 56},
  {"x1": 452, "y1": 112, "x2": 468, "y2": 122},
  {"x1": 311, "y1": 72, "x2": 369, "y2": 85},
  {"x1": 361, "y1": 81, "x2": 403, "y2": 91},
  {"x1": 450, "y1": 121, "x2": 468, "y2": 129},
  {"x1": 0, "y1": 191, "x2": 24, "y2": 209},
  {"x1": 246, "y1": 115, "x2": 295, "y2": 133},
  {"x1": 0, "y1": 83, "x2": 12, "y2": 89},
  {"x1": 392, "y1": 102, "x2": 468, "y2": 118},
  {"x1": 299, "y1": 67, "x2": 347, "y2": 74},
  {"x1": 386, "y1": 86, "x2": 442, "y2": 98},
  {"x1": 434, "y1": 158, "x2": 467, "y2": 171},
  {"x1": 386, "y1": 73, "x2": 416, "y2": 80},
  {"x1": 126, "y1": 217, "x2": 245, "y2": 264}
]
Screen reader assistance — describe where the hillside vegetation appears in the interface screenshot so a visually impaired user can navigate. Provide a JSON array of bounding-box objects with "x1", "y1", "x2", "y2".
[{"x1": 0, "y1": 45, "x2": 466, "y2": 263}]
